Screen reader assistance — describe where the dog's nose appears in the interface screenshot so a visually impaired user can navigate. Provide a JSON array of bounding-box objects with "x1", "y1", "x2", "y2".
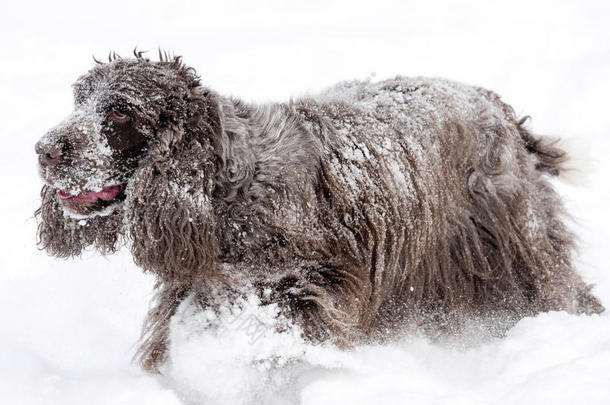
[{"x1": 36, "y1": 141, "x2": 63, "y2": 167}]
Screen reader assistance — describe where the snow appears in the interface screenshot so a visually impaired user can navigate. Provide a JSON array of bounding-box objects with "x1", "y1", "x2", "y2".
[{"x1": 1, "y1": 0, "x2": 609, "y2": 404}]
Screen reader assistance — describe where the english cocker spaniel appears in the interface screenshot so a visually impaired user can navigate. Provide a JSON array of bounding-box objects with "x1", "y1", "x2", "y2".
[{"x1": 35, "y1": 51, "x2": 603, "y2": 372}]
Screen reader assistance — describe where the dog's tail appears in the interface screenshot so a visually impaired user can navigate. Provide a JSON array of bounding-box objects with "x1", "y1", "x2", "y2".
[
  {"x1": 516, "y1": 117, "x2": 590, "y2": 184},
  {"x1": 517, "y1": 117, "x2": 568, "y2": 176}
]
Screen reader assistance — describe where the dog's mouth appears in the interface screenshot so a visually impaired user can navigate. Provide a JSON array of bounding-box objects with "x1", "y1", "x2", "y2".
[
  {"x1": 57, "y1": 184, "x2": 124, "y2": 203},
  {"x1": 56, "y1": 184, "x2": 126, "y2": 217}
]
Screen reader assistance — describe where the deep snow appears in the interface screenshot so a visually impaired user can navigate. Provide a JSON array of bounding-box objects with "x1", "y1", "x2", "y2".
[{"x1": 1, "y1": 1, "x2": 609, "y2": 404}]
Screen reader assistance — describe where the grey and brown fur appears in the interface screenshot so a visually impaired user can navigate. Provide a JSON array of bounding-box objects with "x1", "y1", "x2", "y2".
[{"x1": 35, "y1": 51, "x2": 604, "y2": 373}]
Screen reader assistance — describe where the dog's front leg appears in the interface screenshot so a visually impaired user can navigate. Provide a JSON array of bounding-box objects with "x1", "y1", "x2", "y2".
[
  {"x1": 271, "y1": 266, "x2": 372, "y2": 346},
  {"x1": 134, "y1": 282, "x2": 192, "y2": 373}
]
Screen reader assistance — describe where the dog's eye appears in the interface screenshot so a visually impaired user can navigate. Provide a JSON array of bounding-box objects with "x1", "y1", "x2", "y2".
[{"x1": 108, "y1": 110, "x2": 130, "y2": 124}]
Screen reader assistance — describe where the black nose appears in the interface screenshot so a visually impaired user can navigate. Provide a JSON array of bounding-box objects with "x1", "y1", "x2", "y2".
[{"x1": 36, "y1": 141, "x2": 63, "y2": 167}]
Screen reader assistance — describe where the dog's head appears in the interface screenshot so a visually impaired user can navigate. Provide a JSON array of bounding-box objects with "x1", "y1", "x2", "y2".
[
  {"x1": 36, "y1": 52, "x2": 223, "y2": 282},
  {"x1": 37, "y1": 53, "x2": 201, "y2": 216}
]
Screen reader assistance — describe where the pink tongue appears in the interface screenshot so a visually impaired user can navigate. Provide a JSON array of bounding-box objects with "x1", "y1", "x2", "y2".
[{"x1": 57, "y1": 185, "x2": 123, "y2": 202}]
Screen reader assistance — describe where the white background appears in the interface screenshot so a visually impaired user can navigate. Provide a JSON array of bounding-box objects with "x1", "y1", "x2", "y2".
[{"x1": 1, "y1": 1, "x2": 609, "y2": 404}]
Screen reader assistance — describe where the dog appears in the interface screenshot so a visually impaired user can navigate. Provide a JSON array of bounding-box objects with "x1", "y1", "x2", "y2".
[{"x1": 35, "y1": 51, "x2": 604, "y2": 372}]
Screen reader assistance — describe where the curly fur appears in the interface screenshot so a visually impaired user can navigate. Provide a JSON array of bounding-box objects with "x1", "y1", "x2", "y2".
[{"x1": 35, "y1": 51, "x2": 604, "y2": 372}]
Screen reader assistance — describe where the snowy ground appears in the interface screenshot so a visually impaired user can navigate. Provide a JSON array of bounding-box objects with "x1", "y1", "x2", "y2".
[{"x1": 1, "y1": 1, "x2": 609, "y2": 404}]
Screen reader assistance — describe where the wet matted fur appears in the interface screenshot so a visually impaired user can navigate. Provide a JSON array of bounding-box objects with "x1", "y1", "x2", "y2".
[{"x1": 35, "y1": 51, "x2": 604, "y2": 372}]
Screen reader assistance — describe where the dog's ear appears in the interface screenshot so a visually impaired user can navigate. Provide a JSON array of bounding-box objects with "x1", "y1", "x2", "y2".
[
  {"x1": 36, "y1": 186, "x2": 122, "y2": 257},
  {"x1": 125, "y1": 89, "x2": 222, "y2": 284}
]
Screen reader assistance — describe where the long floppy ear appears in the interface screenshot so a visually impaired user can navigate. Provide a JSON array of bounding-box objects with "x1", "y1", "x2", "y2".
[
  {"x1": 125, "y1": 89, "x2": 222, "y2": 284},
  {"x1": 35, "y1": 186, "x2": 122, "y2": 257}
]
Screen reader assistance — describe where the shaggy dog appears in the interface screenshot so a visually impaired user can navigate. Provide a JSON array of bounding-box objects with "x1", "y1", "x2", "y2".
[{"x1": 35, "y1": 51, "x2": 603, "y2": 372}]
